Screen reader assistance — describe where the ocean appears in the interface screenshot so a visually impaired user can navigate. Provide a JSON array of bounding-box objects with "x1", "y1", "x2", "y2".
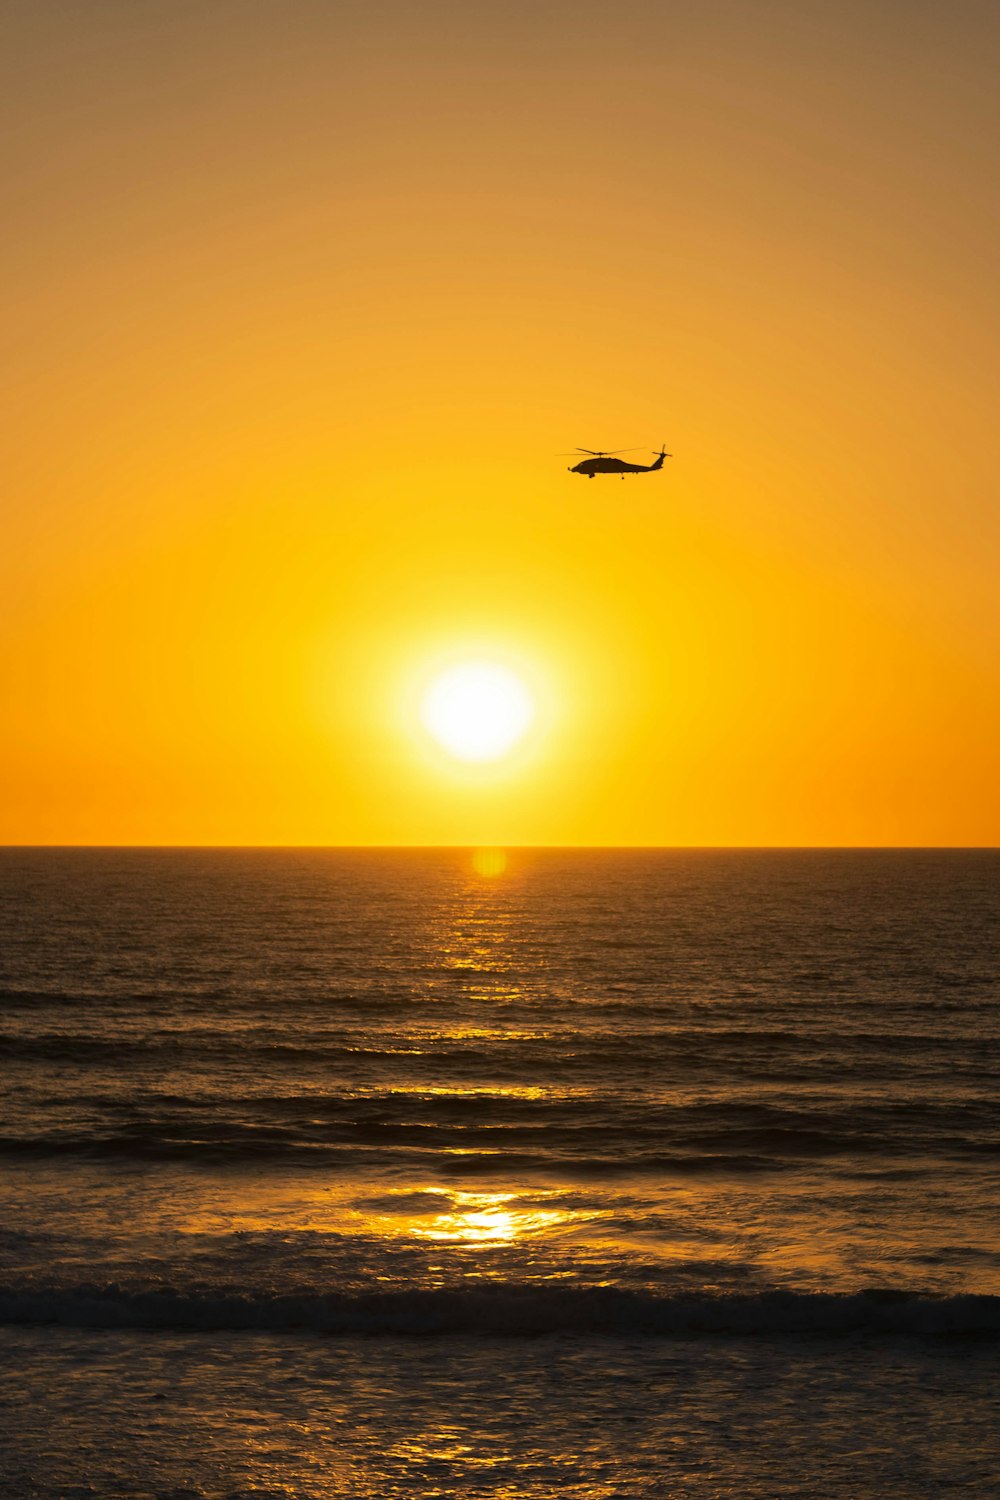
[{"x1": 1, "y1": 847, "x2": 997, "y2": 1497}]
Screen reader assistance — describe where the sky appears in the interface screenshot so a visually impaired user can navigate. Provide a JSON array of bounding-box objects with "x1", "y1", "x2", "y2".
[{"x1": 3, "y1": 0, "x2": 998, "y2": 845}]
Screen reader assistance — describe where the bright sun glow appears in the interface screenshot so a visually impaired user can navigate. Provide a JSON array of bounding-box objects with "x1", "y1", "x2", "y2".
[{"x1": 420, "y1": 662, "x2": 535, "y2": 763}]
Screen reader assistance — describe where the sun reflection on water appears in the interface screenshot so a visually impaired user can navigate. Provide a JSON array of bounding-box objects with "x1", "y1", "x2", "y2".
[
  {"x1": 416, "y1": 1193, "x2": 568, "y2": 1244},
  {"x1": 428, "y1": 851, "x2": 524, "y2": 979},
  {"x1": 472, "y1": 848, "x2": 507, "y2": 878},
  {"x1": 355, "y1": 1188, "x2": 578, "y2": 1247}
]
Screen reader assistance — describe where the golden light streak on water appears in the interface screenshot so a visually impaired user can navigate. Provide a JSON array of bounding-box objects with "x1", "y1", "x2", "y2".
[
  {"x1": 411, "y1": 1192, "x2": 570, "y2": 1244},
  {"x1": 472, "y1": 848, "x2": 507, "y2": 878}
]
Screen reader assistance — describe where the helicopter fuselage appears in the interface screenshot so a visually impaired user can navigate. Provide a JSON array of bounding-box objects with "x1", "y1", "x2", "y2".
[{"x1": 569, "y1": 451, "x2": 668, "y2": 478}]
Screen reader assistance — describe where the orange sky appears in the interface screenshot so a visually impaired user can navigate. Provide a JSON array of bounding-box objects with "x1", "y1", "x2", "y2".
[{"x1": 3, "y1": 0, "x2": 998, "y2": 845}]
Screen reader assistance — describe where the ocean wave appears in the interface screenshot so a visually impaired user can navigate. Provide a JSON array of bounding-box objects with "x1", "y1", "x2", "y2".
[
  {"x1": 0, "y1": 1283, "x2": 996, "y2": 1340},
  {"x1": 1, "y1": 1089, "x2": 994, "y2": 1168},
  {"x1": 5, "y1": 1026, "x2": 996, "y2": 1061},
  {"x1": 0, "y1": 1131, "x2": 789, "y2": 1176}
]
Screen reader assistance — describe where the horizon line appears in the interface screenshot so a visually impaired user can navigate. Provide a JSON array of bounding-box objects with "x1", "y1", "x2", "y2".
[{"x1": 1, "y1": 844, "x2": 997, "y2": 853}]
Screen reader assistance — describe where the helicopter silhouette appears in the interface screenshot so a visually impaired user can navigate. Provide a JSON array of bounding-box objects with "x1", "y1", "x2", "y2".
[{"x1": 564, "y1": 445, "x2": 671, "y2": 478}]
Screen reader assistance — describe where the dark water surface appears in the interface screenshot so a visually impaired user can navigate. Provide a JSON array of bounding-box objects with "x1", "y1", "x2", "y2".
[{"x1": 1, "y1": 848, "x2": 998, "y2": 1496}]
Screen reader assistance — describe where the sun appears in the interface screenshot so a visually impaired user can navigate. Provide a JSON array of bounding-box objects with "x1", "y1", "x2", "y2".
[{"x1": 420, "y1": 661, "x2": 535, "y2": 763}]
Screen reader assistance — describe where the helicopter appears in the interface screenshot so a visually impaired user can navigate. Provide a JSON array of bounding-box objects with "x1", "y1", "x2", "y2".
[{"x1": 564, "y1": 445, "x2": 671, "y2": 478}]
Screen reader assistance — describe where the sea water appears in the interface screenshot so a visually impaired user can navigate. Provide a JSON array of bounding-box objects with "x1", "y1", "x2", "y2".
[{"x1": 1, "y1": 848, "x2": 997, "y2": 1497}]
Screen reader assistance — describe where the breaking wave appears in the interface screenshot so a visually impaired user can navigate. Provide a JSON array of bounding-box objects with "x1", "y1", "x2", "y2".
[{"x1": 1, "y1": 1283, "x2": 997, "y2": 1340}]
